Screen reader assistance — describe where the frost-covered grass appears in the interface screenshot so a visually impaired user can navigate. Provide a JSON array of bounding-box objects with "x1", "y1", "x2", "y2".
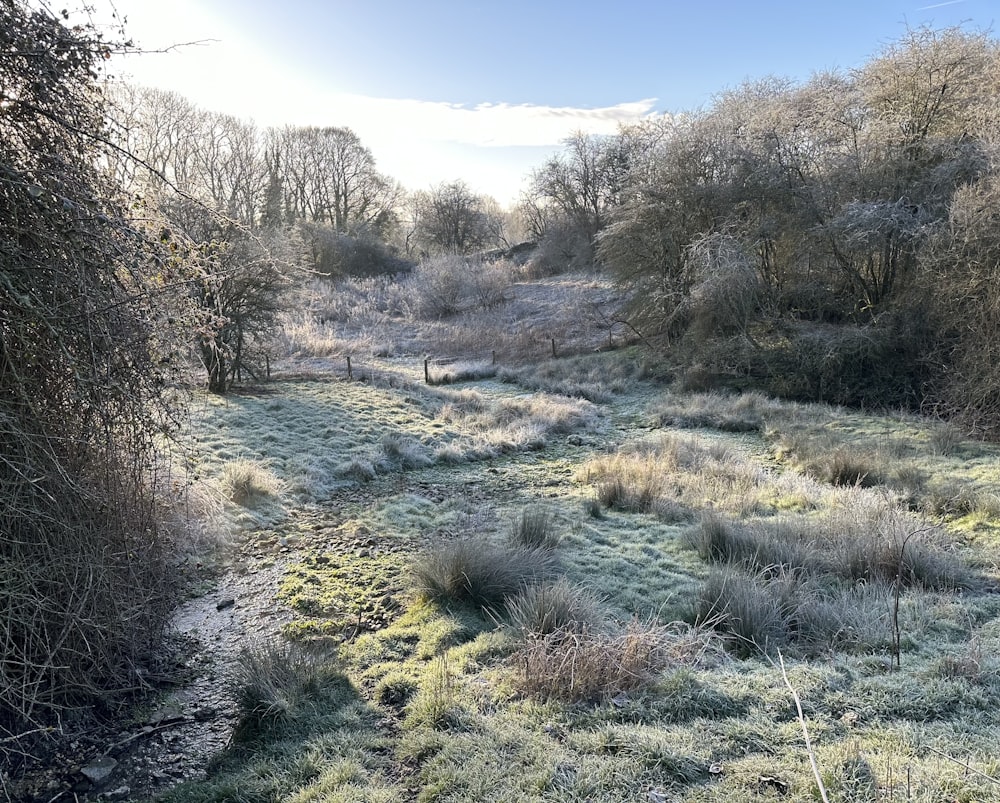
[{"x1": 163, "y1": 346, "x2": 1000, "y2": 803}]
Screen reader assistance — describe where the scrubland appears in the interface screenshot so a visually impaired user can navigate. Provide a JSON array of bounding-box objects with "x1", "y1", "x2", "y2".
[{"x1": 162, "y1": 271, "x2": 1000, "y2": 803}]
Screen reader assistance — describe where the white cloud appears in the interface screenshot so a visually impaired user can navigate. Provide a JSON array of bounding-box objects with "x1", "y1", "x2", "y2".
[{"x1": 99, "y1": 0, "x2": 658, "y2": 203}]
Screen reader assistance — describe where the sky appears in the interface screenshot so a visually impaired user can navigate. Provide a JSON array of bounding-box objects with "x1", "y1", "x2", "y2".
[{"x1": 92, "y1": 0, "x2": 995, "y2": 206}]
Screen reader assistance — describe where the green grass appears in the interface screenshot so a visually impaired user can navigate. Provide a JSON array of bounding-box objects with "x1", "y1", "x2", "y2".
[{"x1": 160, "y1": 356, "x2": 1000, "y2": 803}]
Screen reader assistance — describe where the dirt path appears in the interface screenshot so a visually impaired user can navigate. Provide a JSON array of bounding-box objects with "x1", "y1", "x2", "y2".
[{"x1": 27, "y1": 363, "x2": 675, "y2": 802}]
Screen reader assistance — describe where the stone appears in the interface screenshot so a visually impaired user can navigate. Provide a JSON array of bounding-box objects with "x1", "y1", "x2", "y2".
[
  {"x1": 215, "y1": 597, "x2": 236, "y2": 611},
  {"x1": 81, "y1": 755, "x2": 117, "y2": 787}
]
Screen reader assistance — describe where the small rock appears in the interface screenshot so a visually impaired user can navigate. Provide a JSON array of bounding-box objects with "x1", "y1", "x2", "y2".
[
  {"x1": 216, "y1": 597, "x2": 236, "y2": 611},
  {"x1": 104, "y1": 785, "x2": 131, "y2": 800},
  {"x1": 356, "y1": 548, "x2": 371, "y2": 558},
  {"x1": 81, "y1": 756, "x2": 117, "y2": 787}
]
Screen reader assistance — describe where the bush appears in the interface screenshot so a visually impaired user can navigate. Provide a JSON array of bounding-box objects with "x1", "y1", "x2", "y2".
[
  {"x1": 300, "y1": 222, "x2": 412, "y2": 278},
  {"x1": 411, "y1": 539, "x2": 557, "y2": 612},
  {"x1": 0, "y1": 3, "x2": 182, "y2": 745},
  {"x1": 409, "y1": 255, "x2": 513, "y2": 319}
]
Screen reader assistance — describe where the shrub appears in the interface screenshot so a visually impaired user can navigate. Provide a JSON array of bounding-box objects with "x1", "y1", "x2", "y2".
[
  {"x1": 411, "y1": 539, "x2": 557, "y2": 612},
  {"x1": 409, "y1": 255, "x2": 513, "y2": 319},
  {"x1": 506, "y1": 579, "x2": 604, "y2": 636}
]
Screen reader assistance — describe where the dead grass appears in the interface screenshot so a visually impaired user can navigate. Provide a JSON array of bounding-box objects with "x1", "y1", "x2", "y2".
[
  {"x1": 220, "y1": 457, "x2": 283, "y2": 506},
  {"x1": 512, "y1": 620, "x2": 682, "y2": 702}
]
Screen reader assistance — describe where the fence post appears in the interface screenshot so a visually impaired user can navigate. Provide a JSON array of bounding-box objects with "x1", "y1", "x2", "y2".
[
  {"x1": 492, "y1": 350, "x2": 497, "y2": 366},
  {"x1": 424, "y1": 358, "x2": 430, "y2": 384},
  {"x1": 347, "y1": 355, "x2": 352, "y2": 381},
  {"x1": 551, "y1": 338, "x2": 557, "y2": 358}
]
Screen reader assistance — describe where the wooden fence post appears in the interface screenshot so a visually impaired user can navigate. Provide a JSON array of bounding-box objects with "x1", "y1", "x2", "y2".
[
  {"x1": 347, "y1": 355, "x2": 352, "y2": 381},
  {"x1": 424, "y1": 358, "x2": 430, "y2": 384}
]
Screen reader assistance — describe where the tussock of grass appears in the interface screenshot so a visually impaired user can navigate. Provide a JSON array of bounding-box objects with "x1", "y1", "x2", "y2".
[
  {"x1": 689, "y1": 499, "x2": 973, "y2": 591},
  {"x1": 803, "y1": 445, "x2": 886, "y2": 487},
  {"x1": 651, "y1": 390, "x2": 784, "y2": 432},
  {"x1": 506, "y1": 579, "x2": 604, "y2": 636},
  {"x1": 498, "y1": 351, "x2": 643, "y2": 402},
  {"x1": 426, "y1": 360, "x2": 498, "y2": 385},
  {"x1": 509, "y1": 505, "x2": 561, "y2": 550},
  {"x1": 230, "y1": 641, "x2": 347, "y2": 743},
  {"x1": 432, "y1": 387, "x2": 597, "y2": 461},
  {"x1": 380, "y1": 432, "x2": 434, "y2": 469},
  {"x1": 583, "y1": 434, "x2": 767, "y2": 518},
  {"x1": 693, "y1": 567, "x2": 894, "y2": 657},
  {"x1": 220, "y1": 458, "x2": 283, "y2": 506},
  {"x1": 512, "y1": 620, "x2": 678, "y2": 702},
  {"x1": 411, "y1": 538, "x2": 557, "y2": 612}
]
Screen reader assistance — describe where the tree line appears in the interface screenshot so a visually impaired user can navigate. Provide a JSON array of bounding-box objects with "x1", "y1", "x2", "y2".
[{"x1": 525, "y1": 27, "x2": 1000, "y2": 435}]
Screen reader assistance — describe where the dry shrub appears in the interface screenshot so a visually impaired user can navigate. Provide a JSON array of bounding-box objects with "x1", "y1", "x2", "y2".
[
  {"x1": 411, "y1": 539, "x2": 557, "y2": 612},
  {"x1": 0, "y1": 5, "x2": 185, "y2": 748},
  {"x1": 513, "y1": 621, "x2": 677, "y2": 702},
  {"x1": 409, "y1": 255, "x2": 513, "y2": 319}
]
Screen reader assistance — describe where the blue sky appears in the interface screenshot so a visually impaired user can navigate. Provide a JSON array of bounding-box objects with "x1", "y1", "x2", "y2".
[{"x1": 103, "y1": 0, "x2": 995, "y2": 205}]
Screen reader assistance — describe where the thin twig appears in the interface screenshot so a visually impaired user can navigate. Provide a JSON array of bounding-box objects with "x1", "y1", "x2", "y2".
[
  {"x1": 925, "y1": 745, "x2": 1000, "y2": 785},
  {"x1": 778, "y1": 651, "x2": 830, "y2": 803}
]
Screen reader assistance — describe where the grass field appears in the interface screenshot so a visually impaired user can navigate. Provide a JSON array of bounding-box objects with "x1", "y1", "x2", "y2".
[{"x1": 160, "y1": 274, "x2": 1000, "y2": 803}]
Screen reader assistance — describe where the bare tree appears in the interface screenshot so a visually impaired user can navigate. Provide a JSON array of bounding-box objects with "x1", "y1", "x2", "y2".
[{"x1": 410, "y1": 180, "x2": 504, "y2": 255}]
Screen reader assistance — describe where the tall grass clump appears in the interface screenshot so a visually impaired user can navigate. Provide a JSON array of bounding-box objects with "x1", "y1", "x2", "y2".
[
  {"x1": 512, "y1": 621, "x2": 676, "y2": 702},
  {"x1": 220, "y1": 458, "x2": 283, "y2": 505},
  {"x1": 509, "y1": 505, "x2": 561, "y2": 550},
  {"x1": 411, "y1": 539, "x2": 557, "y2": 612},
  {"x1": 692, "y1": 568, "x2": 893, "y2": 657},
  {"x1": 506, "y1": 579, "x2": 604, "y2": 636},
  {"x1": 230, "y1": 641, "x2": 347, "y2": 743},
  {"x1": 688, "y1": 497, "x2": 972, "y2": 592},
  {"x1": 651, "y1": 390, "x2": 784, "y2": 432}
]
